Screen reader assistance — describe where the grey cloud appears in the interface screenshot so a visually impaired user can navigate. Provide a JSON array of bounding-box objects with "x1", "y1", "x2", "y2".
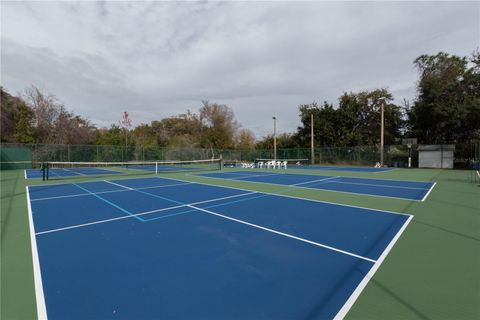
[{"x1": 1, "y1": 1, "x2": 478, "y2": 137}]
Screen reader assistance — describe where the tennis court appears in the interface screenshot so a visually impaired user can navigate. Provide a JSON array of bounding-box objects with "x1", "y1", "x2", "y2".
[
  {"x1": 288, "y1": 165, "x2": 394, "y2": 173},
  {"x1": 25, "y1": 167, "x2": 123, "y2": 179},
  {"x1": 24, "y1": 159, "x2": 221, "y2": 180},
  {"x1": 28, "y1": 176, "x2": 411, "y2": 319},
  {"x1": 196, "y1": 171, "x2": 435, "y2": 201}
]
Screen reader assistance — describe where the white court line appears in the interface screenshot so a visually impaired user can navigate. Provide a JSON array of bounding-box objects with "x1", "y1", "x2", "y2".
[
  {"x1": 210, "y1": 172, "x2": 286, "y2": 180},
  {"x1": 225, "y1": 172, "x2": 429, "y2": 190},
  {"x1": 26, "y1": 187, "x2": 48, "y2": 319},
  {"x1": 334, "y1": 215, "x2": 414, "y2": 319},
  {"x1": 188, "y1": 204, "x2": 376, "y2": 263},
  {"x1": 160, "y1": 176, "x2": 412, "y2": 217},
  {"x1": 35, "y1": 191, "x2": 259, "y2": 235},
  {"x1": 31, "y1": 174, "x2": 410, "y2": 217},
  {"x1": 104, "y1": 180, "x2": 133, "y2": 190},
  {"x1": 194, "y1": 173, "x2": 425, "y2": 202},
  {"x1": 62, "y1": 168, "x2": 85, "y2": 176},
  {"x1": 322, "y1": 179, "x2": 430, "y2": 190},
  {"x1": 421, "y1": 182, "x2": 436, "y2": 202},
  {"x1": 30, "y1": 182, "x2": 194, "y2": 202},
  {"x1": 372, "y1": 168, "x2": 398, "y2": 174},
  {"x1": 290, "y1": 176, "x2": 340, "y2": 186}
]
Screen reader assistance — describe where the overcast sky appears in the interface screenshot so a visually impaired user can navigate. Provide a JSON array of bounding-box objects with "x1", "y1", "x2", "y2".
[{"x1": 1, "y1": 1, "x2": 478, "y2": 138}]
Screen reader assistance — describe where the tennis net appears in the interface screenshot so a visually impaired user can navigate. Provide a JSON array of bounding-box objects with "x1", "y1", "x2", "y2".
[{"x1": 42, "y1": 158, "x2": 222, "y2": 180}]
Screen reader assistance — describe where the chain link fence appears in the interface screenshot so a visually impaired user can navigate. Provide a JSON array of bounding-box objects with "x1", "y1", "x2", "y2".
[{"x1": 1, "y1": 142, "x2": 478, "y2": 170}]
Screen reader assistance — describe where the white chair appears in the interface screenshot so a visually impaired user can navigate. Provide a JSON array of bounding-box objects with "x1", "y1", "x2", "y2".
[
  {"x1": 281, "y1": 161, "x2": 288, "y2": 169},
  {"x1": 257, "y1": 161, "x2": 264, "y2": 168}
]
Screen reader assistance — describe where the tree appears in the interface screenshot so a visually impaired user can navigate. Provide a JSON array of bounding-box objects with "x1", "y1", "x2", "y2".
[
  {"x1": 24, "y1": 86, "x2": 60, "y2": 143},
  {"x1": 295, "y1": 102, "x2": 339, "y2": 147},
  {"x1": 199, "y1": 101, "x2": 239, "y2": 149},
  {"x1": 407, "y1": 52, "x2": 480, "y2": 143},
  {"x1": 1, "y1": 87, "x2": 28, "y2": 142},
  {"x1": 236, "y1": 129, "x2": 256, "y2": 150},
  {"x1": 294, "y1": 90, "x2": 403, "y2": 147},
  {"x1": 256, "y1": 133, "x2": 297, "y2": 150},
  {"x1": 151, "y1": 111, "x2": 202, "y2": 147},
  {"x1": 95, "y1": 125, "x2": 125, "y2": 145},
  {"x1": 14, "y1": 102, "x2": 35, "y2": 143}
]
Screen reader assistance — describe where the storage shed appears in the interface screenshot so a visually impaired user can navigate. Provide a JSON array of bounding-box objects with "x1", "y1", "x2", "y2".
[{"x1": 418, "y1": 145, "x2": 455, "y2": 169}]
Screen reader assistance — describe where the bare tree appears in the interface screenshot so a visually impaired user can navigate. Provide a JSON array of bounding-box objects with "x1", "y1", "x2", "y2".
[
  {"x1": 236, "y1": 129, "x2": 256, "y2": 150},
  {"x1": 199, "y1": 101, "x2": 239, "y2": 149}
]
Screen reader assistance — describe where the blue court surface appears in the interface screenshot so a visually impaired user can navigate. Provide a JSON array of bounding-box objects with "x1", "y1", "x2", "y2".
[
  {"x1": 288, "y1": 165, "x2": 393, "y2": 173},
  {"x1": 25, "y1": 167, "x2": 123, "y2": 179},
  {"x1": 27, "y1": 177, "x2": 411, "y2": 319},
  {"x1": 196, "y1": 171, "x2": 435, "y2": 201}
]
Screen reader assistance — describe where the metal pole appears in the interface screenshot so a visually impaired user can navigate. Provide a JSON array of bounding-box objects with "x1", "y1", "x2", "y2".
[
  {"x1": 380, "y1": 102, "x2": 384, "y2": 166},
  {"x1": 311, "y1": 113, "x2": 314, "y2": 165},
  {"x1": 273, "y1": 116, "x2": 277, "y2": 161}
]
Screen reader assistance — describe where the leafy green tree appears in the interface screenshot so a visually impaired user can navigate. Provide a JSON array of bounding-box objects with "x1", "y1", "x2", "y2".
[
  {"x1": 151, "y1": 111, "x2": 202, "y2": 147},
  {"x1": 14, "y1": 102, "x2": 35, "y2": 143},
  {"x1": 256, "y1": 133, "x2": 297, "y2": 150},
  {"x1": 1, "y1": 87, "x2": 27, "y2": 142},
  {"x1": 295, "y1": 102, "x2": 339, "y2": 147},
  {"x1": 408, "y1": 52, "x2": 480, "y2": 143},
  {"x1": 95, "y1": 125, "x2": 125, "y2": 145},
  {"x1": 295, "y1": 89, "x2": 403, "y2": 147}
]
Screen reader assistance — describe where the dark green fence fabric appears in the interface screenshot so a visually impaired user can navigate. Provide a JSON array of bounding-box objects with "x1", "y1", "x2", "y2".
[
  {"x1": 0, "y1": 145, "x2": 33, "y2": 169},
  {"x1": 1, "y1": 142, "x2": 476, "y2": 169}
]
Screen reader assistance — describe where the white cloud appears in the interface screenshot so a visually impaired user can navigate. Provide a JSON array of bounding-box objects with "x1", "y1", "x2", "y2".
[{"x1": 1, "y1": 1, "x2": 479, "y2": 137}]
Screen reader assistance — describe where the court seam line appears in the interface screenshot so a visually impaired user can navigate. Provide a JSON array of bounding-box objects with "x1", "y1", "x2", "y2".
[
  {"x1": 187, "y1": 204, "x2": 377, "y2": 263},
  {"x1": 421, "y1": 182, "x2": 436, "y2": 202},
  {"x1": 35, "y1": 191, "x2": 259, "y2": 235},
  {"x1": 25, "y1": 187, "x2": 48, "y2": 319},
  {"x1": 162, "y1": 176, "x2": 412, "y2": 217},
  {"x1": 142, "y1": 193, "x2": 271, "y2": 222},
  {"x1": 334, "y1": 214, "x2": 414, "y2": 319},
  {"x1": 71, "y1": 183, "x2": 145, "y2": 222},
  {"x1": 104, "y1": 180, "x2": 185, "y2": 206},
  {"x1": 191, "y1": 174, "x2": 426, "y2": 202},
  {"x1": 29, "y1": 182, "x2": 195, "y2": 202},
  {"x1": 103, "y1": 179, "x2": 260, "y2": 215}
]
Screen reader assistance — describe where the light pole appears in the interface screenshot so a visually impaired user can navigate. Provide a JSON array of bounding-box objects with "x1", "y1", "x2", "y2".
[
  {"x1": 272, "y1": 116, "x2": 277, "y2": 161},
  {"x1": 380, "y1": 100, "x2": 385, "y2": 166},
  {"x1": 310, "y1": 113, "x2": 314, "y2": 165}
]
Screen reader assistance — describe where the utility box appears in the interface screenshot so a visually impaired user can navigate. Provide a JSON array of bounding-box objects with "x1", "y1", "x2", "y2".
[{"x1": 418, "y1": 145, "x2": 455, "y2": 169}]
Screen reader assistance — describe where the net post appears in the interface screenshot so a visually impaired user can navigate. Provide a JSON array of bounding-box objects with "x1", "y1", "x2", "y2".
[
  {"x1": 42, "y1": 162, "x2": 49, "y2": 181},
  {"x1": 155, "y1": 161, "x2": 158, "y2": 174},
  {"x1": 219, "y1": 154, "x2": 223, "y2": 170}
]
